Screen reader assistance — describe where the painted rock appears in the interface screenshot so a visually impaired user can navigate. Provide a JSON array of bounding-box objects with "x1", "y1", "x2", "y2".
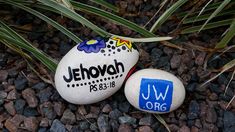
[
  {"x1": 124, "y1": 69, "x2": 185, "y2": 114},
  {"x1": 55, "y1": 37, "x2": 139, "y2": 104}
]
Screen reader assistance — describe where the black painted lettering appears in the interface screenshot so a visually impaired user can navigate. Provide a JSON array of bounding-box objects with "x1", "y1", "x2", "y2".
[
  {"x1": 107, "y1": 65, "x2": 117, "y2": 75},
  {"x1": 114, "y1": 59, "x2": 124, "y2": 73},
  {"x1": 89, "y1": 66, "x2": 99, "y2": 78},
  {"x1": 80, "y1": 64, "x2": 90, "y2": 79},
  {"x1": 63, "y1": 66, "x2": 73, "y2": 82},
  {"x1": 73, "y1": 68, "x2": 81, "y2": 81},
  {"x1": 97, "y1": 65, "x2": 107, "y2": 76}
]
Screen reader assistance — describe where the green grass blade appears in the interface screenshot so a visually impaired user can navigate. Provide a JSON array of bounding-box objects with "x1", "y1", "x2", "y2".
[
  {"x1": 144, "y1": 0, "x2": 169, "y2": 27},
  {"x1": 150, "y1": 0, "x2": 188, "y2": 33},
  {"x1": 111, "y1": 35, "x2": 172, "y2": 42},
  {"x1": 38, "y1": 0, "x2": 109, "y2": 37},
  {"x1": 197, "y1": 0, "x2": 213, "y2": 17},
  {"x1": 153, "y1": 114, "x2": 171, "y2": 132},
  {"x1": 177, "y1": 0, "x2": 235, "y2": 18},
  {"x1": 0, "y1": 40, "x2": 33, "y2": 61},
  {"x1": 0, "y1": 20, "x2": 30, "y2": 45},
  {"x1": 201, "y1": 59, "x2": 235, "y2": 87},
  {"x1": 9, "y1": 1, "x2": 154, "y2": 38},
  {"x1": 3, "y1": 0, "x2": 82, "y2": 43},
  {"x1": 199, "y1": 0, "x2": 231, "y2": 32},
  {"x1": 183, "y1": 10, "x2": 235, "y2": 24},
  {"x1": 181, "y1": 19, "x2": 233, "y2": 34},
  {"x1": 89, "y1": 0, "x2": 119, "y2": 12},
  {"x1": 0, "y1": 21, "x2": 57, "y2": 72},
  {"x1": 58, "y1": 0, "x2": 74, "y2": 11},
  {"x1": 71, "y1": 1, "x2": 156, "y2": 37},
  {"x1": 0, "y1": 33, "x2": 57, "y2": 72},
  {"x1": 216, "y1": 19, "x2": 235, "y2": 48}
]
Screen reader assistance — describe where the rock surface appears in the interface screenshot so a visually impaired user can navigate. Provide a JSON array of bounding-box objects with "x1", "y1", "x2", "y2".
[{"x1": 0, "y1": 1, "x2": 233, "y2": 131}]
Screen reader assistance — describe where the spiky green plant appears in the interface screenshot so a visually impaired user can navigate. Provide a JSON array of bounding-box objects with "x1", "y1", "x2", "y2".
[
  {"x1": 0, "y1": 0, "x2": 172, "y2": 72},
  {"x1": 179, "y1": 0, "x2": 235, "y2": 49}
]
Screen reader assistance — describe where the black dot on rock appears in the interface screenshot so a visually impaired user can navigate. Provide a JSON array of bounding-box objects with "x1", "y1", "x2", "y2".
[
  {"x1": 109, "y1": 49, "x2": 111, "y2": 52},
  {"x1": 127, "y1": 50, "x2": 130, "y2": 52},
  {"x1": 72, "y1": 84, "x2": 75, "y2": 87},
  {"x1": 110, "y1": 41, "x2": 114, "y2": 44},
  {"x1": 111, "y1": 46, "x2": 115, "y2": 49},
  {"x1": 88, "y1": 82, "x2": 91, "y2": 85},
  {"x1": 80, "y1": 83, "x2": 83, "y2": 86},
  {"x1": 104, "y1": 54, "x2": 106, "y2": 56},
  {"x1": 115, "y1": 75, "x2": 118, "y2": 78},
  {"x1": 112, "y1": 76, "x2": 114, "y2": 79},
  {"x1": 117, "y1": 49, "x2": 121, "y2": 52},
  {"x1": 104, "y1": 78, "x2": 107, "y2": 81},
  {"x1": 92, "y1": 81, "x2": 95, "y2": 83},
  {"x1": 101, "y1": 50, "x2": 105, "y2": 53},
  {"x1": 76, "y1": 84, "x2": 79, "y2": 87},
  {"x1": 84, "y1": 83, "x2": 87, "y2": 85},
  {"x1": 100, "y1": 79, "x2": 103, "y2": 82},
  {"x1": 67, "y1": 84, "x2": 70, "y2": 87},
  {"x1": 96, "y1": 80, "x2": 99, "y2": 83},
  {"x1": 122, "y1": 46, "x2": 126, "y2": 50},
  {"x1": 108, "y1": 54, "x2": 110, "y2": 56},
  {"x1": 108, "y1": 77, "x2": 110, "y2": 80},
  {"x1": 107, "y1": 45, "x2": 111, "y2": 48},
  {"x1": 120, "y1": 74, "x2": 123, "y2": 77},
  {"x1": 113, "y1": 52, "x2": 115, "y2": 54}
]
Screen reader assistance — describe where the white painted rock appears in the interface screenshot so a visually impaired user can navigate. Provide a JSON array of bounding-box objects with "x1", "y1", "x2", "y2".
[
  {"x1": 124, "y1": 69, "x2": 185, "y2": 113},
  {"x1": 55, "y1": 37, "x2": 139, "y2": 104}
]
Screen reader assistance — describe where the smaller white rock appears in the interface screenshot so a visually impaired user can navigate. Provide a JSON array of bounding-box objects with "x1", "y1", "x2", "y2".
[{"x1": 124, "y1": 69, "x2": 185, "y2": 114}]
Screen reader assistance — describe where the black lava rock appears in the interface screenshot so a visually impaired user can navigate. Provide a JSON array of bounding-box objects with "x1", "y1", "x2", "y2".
[
  {"x1": 14, "y1": 78, "x2": 28, "y2": 90},
  {"x1": 0, "y1": 53, "x2": 7, "y2": 67},
  {"x1": 118, "y1": 115, "x2": 137, "y2": 125},
  {"x1": 209, "y1": 83, "x2": 223, "y2": 94},
  {"x1": 188, "y1": 100, "x2": 200, "y2": 120},
  {"x1": 50, "y1": 119, "x2": 66, "y2": 132},
  {"x1": 79, "y1": 121, "x2": 89, "y2": 130},
  {"x1": 14, "y1": 99, "x2": 26, "y2": 114},
  {"x1": 223, "y1": 111, "x2": 235, "y2": 130},
  {"x1": 97, "y1": 114, "x2": 111, "y2": 132},
  {"x1": 32, "y1": 82, "x2": 47, "y2": 90},
  {"x1": 109, "y1": 109, "x2": 122, "y2": 120},
  {"x1": 23, "y1": 107, "x2": 39, "y2": 117},
  {"x1": 110, "y1": 119, "x2": 119, "y2": 132},
  {"x1": 186, "y1": 83, "x2": 198, "y2": 92},
  {"x1": 139, "y1": 115, "x2": 154, "y2": 126},
  {"x1": 38, "y1": 128, "x2": 48, "y2": 132},
  {"x1": 59, "y1": 42, "x2": 72, "y2": 55},
  {"x1": 37, "y1": 87, "x2": 52, "y2": 103},
  {"x1": 118, "y1": 101, "x2": 130, "y2": 113}
]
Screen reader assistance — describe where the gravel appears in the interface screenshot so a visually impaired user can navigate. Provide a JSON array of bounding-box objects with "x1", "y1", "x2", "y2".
[
  {"x1": 139, "y1": 115, "x2": 154, "y2": 126},
  {"x1": 22, "y1": 88, "x2": 38, "y2": 108},
  {"x1": 118, "y1": 115, "x2": 137, "y2": 125},
  {"x1": 61, "y1": 109, "x2": 76, "y2": 124},
  {"x1": 0, "y1": 70, "x2": 8, "y2": 82},
  {"x1": 97, "y1": 114, "x2": 111, "y2": 132},
  {"x1": 1, "y1": 1, "x2": 234, "y2": 131},
  {"x1": 118, "y1": 101, "x2": 130, "y2": 113},
  {"x1": 14, "y1": 78, "x2": 28, "y2": 90},
  {"x1": 14, "y1": 99, "x2": 26, "y2": 114},
  {"x1": 223, "y1": 111, "x2": 235, "y2": 130},
  {"x1": 4, "y1": 101, "x2": 16, "y2": 116},
  {"x1": 188, "y1": 100, "x2": 200, "y2": 120},
  {"x1": 50, "y1": 119, "x2": 66, "y2": 132},
  {"x1": 118, "y1": 124, "x2": 133, "y2": 132},
  {"x1": 109, "y1": 109, "x2": 122, "y2": 120}
]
